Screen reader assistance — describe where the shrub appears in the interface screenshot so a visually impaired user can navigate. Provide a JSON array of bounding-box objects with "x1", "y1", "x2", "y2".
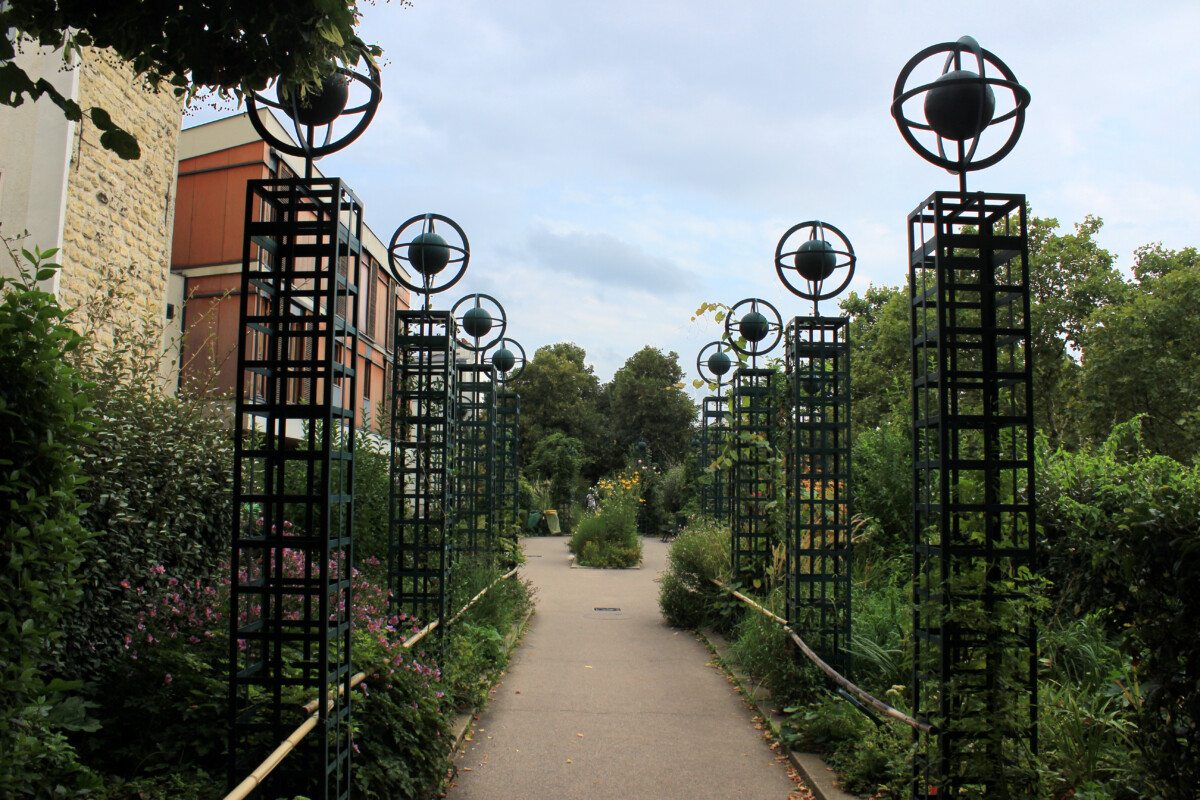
[
  {"x1": 850, "y1": 412, "x2": 911, "y2": 559},
  {"x1": 1038, "y1": 422, "x2": 1200, "y2": 798},
  {"x1": 570, "y1": 469, "x2": 642, "y2": 567},
  {"x1": 0, "y1": 248, "x2": 100, "y2": 797},
  {"x1": 657, "y1": 516, "x2": 730, "y2": 630}
]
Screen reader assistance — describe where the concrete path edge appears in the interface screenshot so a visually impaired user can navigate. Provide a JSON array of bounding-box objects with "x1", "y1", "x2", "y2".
[{"x1": 697, "y1": 628, "x2": 864, "y2": 800}]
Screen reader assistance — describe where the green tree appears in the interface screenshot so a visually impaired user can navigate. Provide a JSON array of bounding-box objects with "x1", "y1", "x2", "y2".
[
  {"x1": 507, "y1": 342, "x2": 603, "y2": 472},
  {"x1": 839, "y1": 284, "x2": 910, "y2": 435},
  {"x1": 0, "y1": 248, "x2": 99, "y2": 796},
  {"x1": 1, "y1": 0, "x2": 388, "y2": 158},
  {"x1": 528, "y1": 432, "x2": 585, "y2": 510},
  {"x1": 1074, "y1": 245, "x2": 1200, "y2": 462},
  {"x1": 600, "y1": 346, "x2": 696, "y2": 471},
  {"x1": 1025, "y1": 214, "x2": 1127, "y2": 446}
]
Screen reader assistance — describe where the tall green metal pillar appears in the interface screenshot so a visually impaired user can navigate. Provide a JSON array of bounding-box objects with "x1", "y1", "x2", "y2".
[{"x1": 785, "y1": 316, "x2": 852, "y2": 675}]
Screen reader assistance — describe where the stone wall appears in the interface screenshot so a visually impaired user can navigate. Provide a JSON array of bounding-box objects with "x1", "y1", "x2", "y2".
[{"x1": 58, "y1": 48, "x2": 183, "y2": 349}]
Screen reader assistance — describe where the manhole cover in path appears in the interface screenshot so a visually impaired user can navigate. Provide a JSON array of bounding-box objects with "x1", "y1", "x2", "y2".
[{"x1": 585, "y1": 606, "x2": 628, "y2": 620}]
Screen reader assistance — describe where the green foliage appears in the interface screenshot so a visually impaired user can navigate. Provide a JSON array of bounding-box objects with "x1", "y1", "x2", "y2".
[
  {"x1": 0, "y1": 0, "x2": 388, "y2": 158},
  {"x1": 1073, "y1": 245, "x2": 1200, "y2": 462},
  {"x1": 598, "y1": 345, "x2": 697, "y2": 472},
  {"x1": 657, "y1": 516, "x2": 731, "y2": 630},
  {"x1": 784, "y1": 694, "x2": 909, "y2": 796},
  {"x1": 727, "y1": 588, "x2": 816, "y2": 705},
  {"x1": 849, "y1": 411, "x2": 911, "y2": 559},
  {"x1": 846, "y1": 556, "x2": 910, "y2": 694},
  {"x1": 0, "y1": 247, "x2": 100, "y2": 797},
  {"x1": 569, "y1": 469, "x2": 643, "y2": 568},
  {"x1": 1024, "y1": 214, "x2": 1126, "y2": 446},
  {"x1": 839, "y1": 285, "x2": 910, "y2": 435},
  {"x1": 352, "y1": 424, "x2": 392, "y2": 565},
  {"x1": 352, "y1": 653, "x2": 450, "y2": 800},
  {"x1": 1039, "y1": 422, "x2": 1200, "y2": 797},
  {"x1": 528, "y1": 432, "x2": 584, "y2": 510},
  {"x1": 509, "y1": 342, "x2": 604, "y2": 478},
  {"x1": 58, "y1": 297, "x2": 233, "y2": 680}
]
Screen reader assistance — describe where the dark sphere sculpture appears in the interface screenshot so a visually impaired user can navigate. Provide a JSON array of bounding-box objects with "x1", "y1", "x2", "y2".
[
  {"x1": 924, "y1": 69, "x2": 996, "y2": 141},
  {"x1": 709, "y1": 350, "x2": 732, "y2": 377},
  {"x1": 462, "y1": 305, "x2": 492, "y2": 338},
  {"x1": 740, "y1": 311, "x2": 769, "y2": 343},
  {"x1": 278, "y1": 73, "x2": 349, "y2": 127},
  {"x1": 795, "y1": 239, "x2": 837, "y2": 282},
  {"x1": 492, "y1": 347, "x2": 515, "y2": 374},
  {"x1": 491, "y1": 338, "x2": 527, "y2": 382},
  {"x1": 388, "y1": 214, "x2": 470, "y2": 304},
  {"x1": 891, "y1": 35, "x2": 1030, "y2": 185},
  {"x1": 696, "y1": 341, "x2": 733, "y2": 386},
  {"x1": 775, "y1": 220, "x2": 856, "y2": 304},
  {"x1": 247, "y1": 49, "x2": 382, "y2": 164},
  {"x1": 451, "y1": 293, "x2": 507, "y2": 352},
  {"x1": 409, "y1": 231, "x2": 452, "y2": 277},
  {"x1": 724, "y1": 299, "x2": 782, "y2": 358}
]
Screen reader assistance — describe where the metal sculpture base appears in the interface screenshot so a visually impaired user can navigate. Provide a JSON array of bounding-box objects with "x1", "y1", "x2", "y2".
[
  {"x1": 908, "y1": 191, "x2": 1037, "y2": 798},
  {"x1": 785, "y1": 316, "x2": 852, "y2": 675},
  {"x1": 230, "y1": 178, "x2": 361, "y2": 799},
  {"x1": 456, "y1": 362, "x2": 497, "y2": 555},
  {"x1": 389, "y1": 309, "x2": 458, "y2": 632},
  {"x1": 730, "y1": 367, "x2": 777, "y2": 586},
  {"x1": 496, "y1": 391, "x2": 521, "y2": 534},
  {"x1": 699, "y1": 395, "x2": 728, "y2": 519}
]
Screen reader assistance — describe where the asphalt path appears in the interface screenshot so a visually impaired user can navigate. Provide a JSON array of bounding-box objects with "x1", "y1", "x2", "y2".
[{"x1": 444, "y1": 535, "x2": 802, "y2": 800}]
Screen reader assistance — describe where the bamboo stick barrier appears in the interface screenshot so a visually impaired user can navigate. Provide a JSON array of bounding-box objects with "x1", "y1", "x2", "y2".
[
  {"x1": 710, "y1": 578, "x2": 935, "y2": 734},
  {"x1": 224, "y1": 566, "x2": 522, "y2": 800}
]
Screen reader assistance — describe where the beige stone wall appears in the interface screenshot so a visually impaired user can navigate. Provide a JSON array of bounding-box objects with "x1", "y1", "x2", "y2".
[{"x1": 58, "y1": 48, "x2": 183, "y2": 349}]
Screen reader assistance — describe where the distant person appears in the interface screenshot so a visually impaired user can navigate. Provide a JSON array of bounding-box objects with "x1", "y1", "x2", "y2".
[{"x1": 585, "y1": 490, "x2": 598, "y2": 512}]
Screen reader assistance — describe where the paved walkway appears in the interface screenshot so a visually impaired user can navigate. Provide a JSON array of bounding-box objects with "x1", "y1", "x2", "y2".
[{"x1": 445, "y1": 535, "x2": 801, "y2": 800}]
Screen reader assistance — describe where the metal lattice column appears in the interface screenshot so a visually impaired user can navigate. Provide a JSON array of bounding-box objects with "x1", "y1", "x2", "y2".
[
  {"x1": 908, "y1": 192, "x2": 1037, "y2": 798},
  {"x1": 456, "y1": 363, "x2": 496, "y2": 555},
  {"x1": 785, "y1": 316, "x2": 852, "y2": 675},
  {"x1": 700, "y1": 395, "x2": 728, "y2": 519},
  {"x1": 230, "y1": 178, "x2": 360, "y2": 800},
  {"x1": 389, "y1": 310, "x2": 458, "y2": 630},
  {"x1": 730, "y1": 367, "x2": 777, "y2": 585},
  {"x1": 496, "y1": 391, "x2": 521, "y2": 531}
]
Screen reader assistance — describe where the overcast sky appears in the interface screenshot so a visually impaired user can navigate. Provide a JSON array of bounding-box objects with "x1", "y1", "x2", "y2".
[{"x1": 188, "y1": 1, "x2": 1200, "y2": 389}]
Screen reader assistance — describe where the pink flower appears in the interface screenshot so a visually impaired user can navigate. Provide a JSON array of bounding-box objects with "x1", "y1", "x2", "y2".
[
  {"x1": 164, "y1": 673, "x2": 173, "y2": 685},
  {"x1": 120, "y1": 579, "x2": 131, "y2": 589}
]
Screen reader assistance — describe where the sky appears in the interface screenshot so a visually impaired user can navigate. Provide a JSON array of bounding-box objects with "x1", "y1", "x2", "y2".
[{"x1": 189, "y1": 0, "x2": 1200, "y2": 391}]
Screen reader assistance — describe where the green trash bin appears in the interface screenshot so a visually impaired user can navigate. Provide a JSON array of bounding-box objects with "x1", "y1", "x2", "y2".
[
  {"x1": 527, "y1": 510, "x2": 543, "y2": 530},
  {"x1": 543, "y1": 509, "x2": 561, "y2": 534}
]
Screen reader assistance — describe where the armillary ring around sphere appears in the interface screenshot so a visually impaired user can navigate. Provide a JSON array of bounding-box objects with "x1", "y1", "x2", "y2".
[
  {"x1": 891, "y1": 35, "x2": 1030, "y2": 177},
  {"x1": 388, "y1": 214, "x2": 470, "y2": 300},
  {"x1": 696, "y1": 340, "x2": 733, "y2": 386},
  {"x1": 724, "y1": 298, "x2": 783, "y2": 358},
  {"x1": 775, "y1": 220, "x2": 856, "y2": 302},
  {"x1": 246, "y1": 48, "x2": 382, "y2": 162},
  {"x1": 491, "y1": 338, "x2": 527, "y2": 383},
  {"x1": 451, "y1": 293, "x2": 507, "y2": 352}
]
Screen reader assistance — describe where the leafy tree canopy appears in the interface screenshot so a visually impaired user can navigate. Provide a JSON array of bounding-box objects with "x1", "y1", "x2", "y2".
[
  {"x1": 1075, "y1": 244, "x2": 1200, "y2": 462},
  {"x1": 0, "y1": 0, "x2": 389, "y2": 158},
  {"x1": 507, "y1": 342, "x2": 603, "y2": 471},
  {"x1": 601, "y1": 345, "x2": 696, "y2": 470}
]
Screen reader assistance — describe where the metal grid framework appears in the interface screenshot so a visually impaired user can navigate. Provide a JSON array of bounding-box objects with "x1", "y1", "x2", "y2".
[
  {"x1": 699, "y1": 395, "x2": 728, "y2": 519},
  {"x1": 785, "y1": 317, "x2": 852, "y2": 675},
  {"x1": 730, "y1": 368, "x2": 777, "y2": 584},
  {"x1": 455, "y1": 362, "x2": 497, "y2": 554},
  {"x1": 908, "y1": 192, "x2": 1037, "y2": 798},
  {"x1": 496, "y1": 391, "x2": 521, "y2": 530},
  {"x1": 389, "y1": 310, "x2": 458, "y2": 629},
  {"x1": 229, "y1": 178, "x2": 361, "y2": 799}
]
